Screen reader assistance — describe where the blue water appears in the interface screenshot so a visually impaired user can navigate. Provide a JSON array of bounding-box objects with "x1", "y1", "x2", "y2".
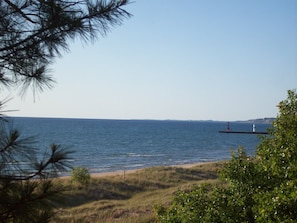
[{"x1": 9, "y1": 117, "x2": 271, "y2": 174}]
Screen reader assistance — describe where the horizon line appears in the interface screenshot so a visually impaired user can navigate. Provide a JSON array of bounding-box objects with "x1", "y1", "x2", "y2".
[{"x1": 8, "y1": 115, "x2": 275, "y2": 123}]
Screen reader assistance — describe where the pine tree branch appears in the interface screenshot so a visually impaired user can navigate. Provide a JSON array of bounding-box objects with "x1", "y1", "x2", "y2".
[
  {"x1": 0, "y1": 180, "x2": 55, "y2": 222},
  {"x1": 0, "y1": 143, "x2": 72, "y2": 181},
  {"x1": 3, "y1": 0, "x2": 36, "y2": 24},
  {"x1": 0, "y1": 0, "x2": 131, "y2": 53}
]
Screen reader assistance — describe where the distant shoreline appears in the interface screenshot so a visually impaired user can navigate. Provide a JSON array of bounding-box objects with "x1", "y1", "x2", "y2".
[{"x1": 9, "y1": 116, "x2": 275, "y2": 123}]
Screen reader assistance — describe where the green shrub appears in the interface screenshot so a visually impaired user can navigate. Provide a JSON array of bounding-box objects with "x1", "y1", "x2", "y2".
[
  {"x1": 71, "y1": 166, "x2": 91, "y2": 187},
  {"x1": 156, "y1": 89, "x2": 297, "y2": 222}
]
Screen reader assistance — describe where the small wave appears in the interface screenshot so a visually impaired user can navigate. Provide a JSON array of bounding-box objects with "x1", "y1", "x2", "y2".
[
  {"x1": 89, "y1": 167, "x2": 108, "y2": 173},
  {"x1": 126, "y1": 164, "x2": 144, "y2": 168},
  {"x1": 126, "y1": 153, "x2": 165, "y2": 157}
]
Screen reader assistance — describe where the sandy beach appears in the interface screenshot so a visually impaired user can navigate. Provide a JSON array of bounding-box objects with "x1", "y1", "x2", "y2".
[
  {"x1": 88, "y1": 161, "x2": 214, "y2": 178},
  {"x1": 57, "y1": 161, "x2": 218, "y2": 180}
]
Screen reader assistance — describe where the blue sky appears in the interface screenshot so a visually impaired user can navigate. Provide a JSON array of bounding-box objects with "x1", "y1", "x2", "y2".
[{"x1": 7, "y1": 0, "x2": 297, "y2": 121}]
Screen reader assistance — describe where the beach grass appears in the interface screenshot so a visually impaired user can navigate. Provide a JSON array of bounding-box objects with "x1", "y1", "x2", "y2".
[{"x1": 51, "y1": 162, "x2": 225, "y2": 223}]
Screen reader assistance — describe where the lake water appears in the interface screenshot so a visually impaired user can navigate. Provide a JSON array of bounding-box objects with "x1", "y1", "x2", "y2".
[{"x1": 9, "y1": 117, "x2": 271, "y2": 174}]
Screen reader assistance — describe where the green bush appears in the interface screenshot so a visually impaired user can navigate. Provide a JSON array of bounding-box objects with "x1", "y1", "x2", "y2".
[
  {"x1": 156, "y1": 89, "x2": 297, "y2": 223},
  {"x1": 71, "y1": 167, "x2": 91, "y2": 187}
]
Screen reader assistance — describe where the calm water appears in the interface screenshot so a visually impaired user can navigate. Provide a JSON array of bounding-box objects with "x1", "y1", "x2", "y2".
[{"x1": 9, "y1": 117, "x2": 270, "y2": 174}]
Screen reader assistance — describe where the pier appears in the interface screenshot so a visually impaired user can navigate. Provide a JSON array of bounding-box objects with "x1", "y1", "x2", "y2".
[
  {"x1": 218, "y1": 130, "x2": 269, "y2": 134},
  {"x1": 219, "y1": 122, "x2": 269, "y2": 135}
]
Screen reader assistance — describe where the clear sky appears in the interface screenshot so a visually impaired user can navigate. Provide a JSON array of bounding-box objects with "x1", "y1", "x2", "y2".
[{"x1": 6, "y1": 0, "x2": 297, "y2": 121}]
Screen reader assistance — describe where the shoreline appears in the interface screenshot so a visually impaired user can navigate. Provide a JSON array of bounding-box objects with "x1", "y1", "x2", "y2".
[
  {"x1": 58, "y1": 161, "x2": 223, "y2": 180},
  {"x1": 88, "y1": 161, "x2": 216, "y2": 178}
]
